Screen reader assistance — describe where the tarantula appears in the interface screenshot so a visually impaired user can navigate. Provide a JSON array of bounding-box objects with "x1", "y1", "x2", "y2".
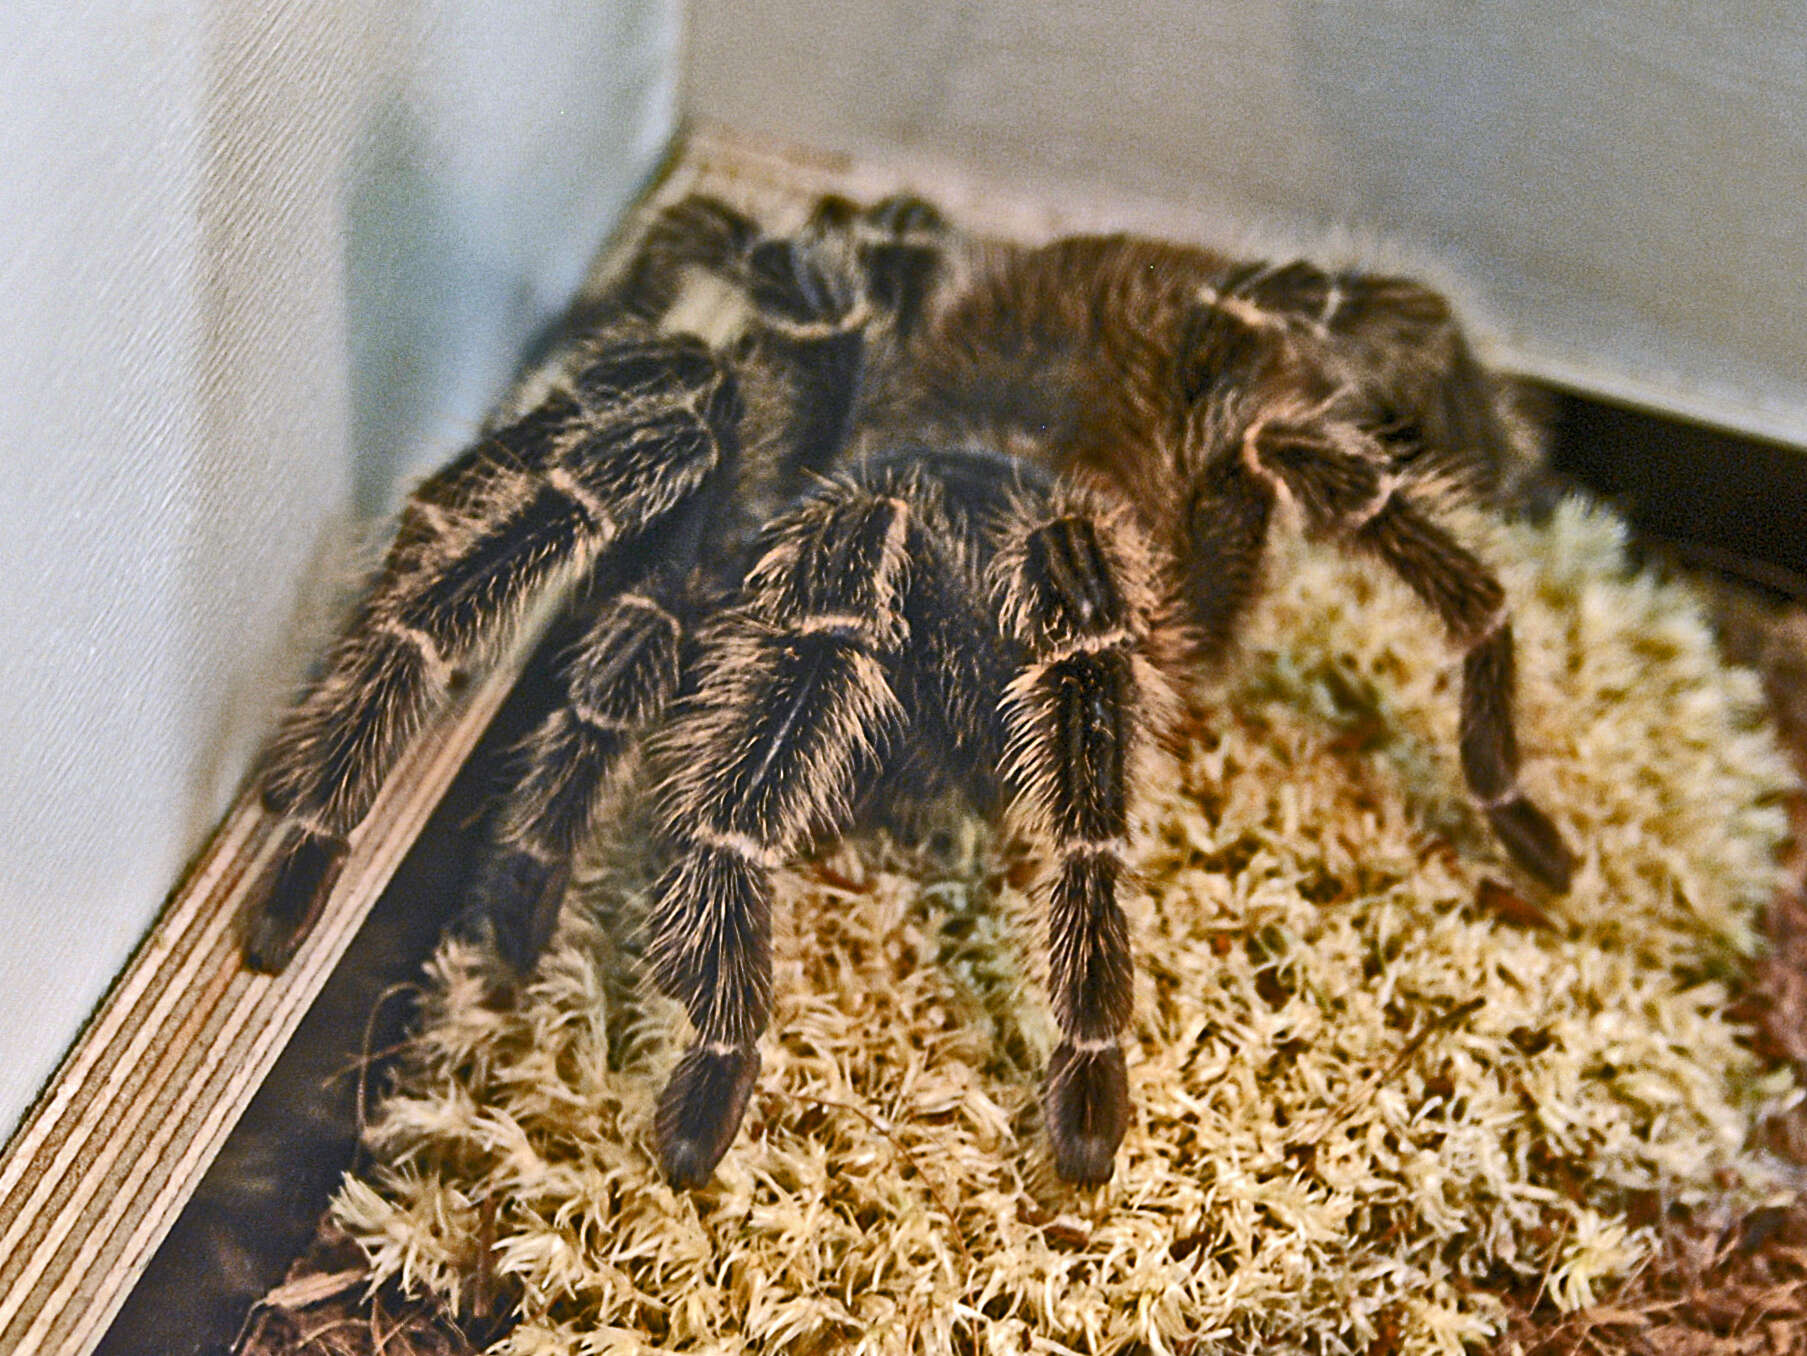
[{"x1": 241, "y1": 189, "x2": 1575, "y2": 1188}]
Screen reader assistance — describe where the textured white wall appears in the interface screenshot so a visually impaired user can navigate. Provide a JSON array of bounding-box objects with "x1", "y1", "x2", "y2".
[
  {"x1": 687, "y1": 0, "x2": 1807, "y2": 447},
  {"x1": 0, "y1": 0, "x2": 678, "y2": 1136}
]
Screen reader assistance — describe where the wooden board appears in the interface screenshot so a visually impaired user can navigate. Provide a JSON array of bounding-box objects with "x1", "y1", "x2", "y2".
[{"x1": 0, "y1": 660, "x2": 527, "y2": 1355}]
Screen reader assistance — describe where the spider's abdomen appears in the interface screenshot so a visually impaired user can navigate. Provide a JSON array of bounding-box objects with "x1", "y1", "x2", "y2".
[{"x1": 897, "y1": 237, "x2": 1233, "y2": 533}]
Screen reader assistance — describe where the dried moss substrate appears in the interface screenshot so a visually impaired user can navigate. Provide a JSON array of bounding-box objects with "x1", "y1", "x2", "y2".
[{"x1": 332, "y1": 501, "x2": 1798, "y2": 1354}]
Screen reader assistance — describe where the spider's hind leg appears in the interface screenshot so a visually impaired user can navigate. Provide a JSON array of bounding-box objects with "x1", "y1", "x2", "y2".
[
  {"x1": 1244, "y1": 418, "x2": 1576, "y2": 890},
  {"x1": 1229, "y1": 260, "x2": 1529, "y2": 492}
]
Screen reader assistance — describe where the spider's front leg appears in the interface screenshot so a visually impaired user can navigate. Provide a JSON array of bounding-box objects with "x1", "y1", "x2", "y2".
[
  {"x1": 646, "y1": 483, "x2": 921, "y2": 1188},
  {"x1": 996, "y1": 491, "x2": 1170, "y2": 1185},
  {"x1": 463, "y1": 193, "x2": 944, "y2": 975},
  {"x1": 243, "y1": 333, "x2": 739, "y2": 970}
]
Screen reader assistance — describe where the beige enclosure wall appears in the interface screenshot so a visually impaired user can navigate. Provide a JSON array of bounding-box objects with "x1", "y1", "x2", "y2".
[
  {"x1": 0, "y1": 0, "x2": 678, "y2": 1137},
  {"x1": 687, "y1": 0, "x2": 1807, "y2": 448}
]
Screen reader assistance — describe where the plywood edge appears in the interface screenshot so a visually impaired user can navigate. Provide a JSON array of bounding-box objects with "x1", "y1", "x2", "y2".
[{"x1": 0, "y1": 626, "x2": 543, "y2": 1354}]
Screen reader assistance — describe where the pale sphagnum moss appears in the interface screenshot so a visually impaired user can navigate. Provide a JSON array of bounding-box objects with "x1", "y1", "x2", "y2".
[{"x1": 334, "y1": 500, "x2": 1797, "y2": 1355}]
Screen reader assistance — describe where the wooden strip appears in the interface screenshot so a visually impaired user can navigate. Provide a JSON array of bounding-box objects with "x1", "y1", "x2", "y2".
[
  {"x1": 0, "y1": 653, "x2": 527, "y2": 1355},
  {"x1": 0, "y1": 811, "x2": 264, "y2": 1214}
]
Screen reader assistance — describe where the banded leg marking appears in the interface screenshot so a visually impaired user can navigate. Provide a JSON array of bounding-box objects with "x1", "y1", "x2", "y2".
[
  {"x1": 998, "y1": 501, "x2": 1161, "y2": 1184},
  {"x1": 648, "y1": 487, "x2": 915, "y2": 1187}
]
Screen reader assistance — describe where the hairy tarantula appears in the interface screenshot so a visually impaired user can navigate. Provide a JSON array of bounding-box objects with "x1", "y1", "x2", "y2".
[{"x1": 242, "y1": 189, "x2": 1575, "y2": 1188}]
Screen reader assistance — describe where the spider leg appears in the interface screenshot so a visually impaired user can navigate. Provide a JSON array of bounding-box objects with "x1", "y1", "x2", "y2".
[
  {"x1": 808, "y1": 192, "x2": 949, "y2": 339},
  {"x1": 1177, "y1": 452, "x2": 1277, "y2": 656},
  {"x1": 743, "y1": 228, "x2": 871, "y2": 478},
  {"x1": 995, "y1": 490, "x2": 1168, "y2": 1185},
  {"x1": 473, "y1": 586, "x2": 686, "y2": 973},
  {"x1": 1219, "y1": 259, "x2": 1524, "y2": 489},
  {"x1": 465, "y1": 200, "x2": 910, "y2": 976},
  {"x1": 1244, "y1": 418, "x2": 1576, "y2": 891},
  {"x1": 609, "y1": 186, "x2": 945, "y2": 347},
  {"x1": 646, "y1": 481, "x2": 921, "y2": 1187},
  {"x1": 609, "y1": 195, "x2": 760, "y2": 321},
  {"x1": 243, "y1": 332, "x2": 740, "y2": 970},
  {"x1": 620, "y1": 189, "x2": 943, "y2": 497}
]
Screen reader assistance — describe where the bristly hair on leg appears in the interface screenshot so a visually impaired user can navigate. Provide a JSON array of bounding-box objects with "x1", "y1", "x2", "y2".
[{"x1": 992, "y1": 485, "x2": 1179, "y2": 1182}]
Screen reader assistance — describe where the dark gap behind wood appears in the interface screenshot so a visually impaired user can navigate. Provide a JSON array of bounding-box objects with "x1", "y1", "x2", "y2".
[{"x1": 1543, "y1": 387, "x2": 1807, "y2": 601}]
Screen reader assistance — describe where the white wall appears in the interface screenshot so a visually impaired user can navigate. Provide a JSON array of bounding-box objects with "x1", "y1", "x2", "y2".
[
  {"x1": 0, "y1": 0, "x2": 678, "y2": 1136},
  {"x1": 687, "y1": 0, "x2": 1807, "y2": 448}
]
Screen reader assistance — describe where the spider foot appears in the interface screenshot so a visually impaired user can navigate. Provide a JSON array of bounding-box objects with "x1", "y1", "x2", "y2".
[
  {"x1": 469, "y1": 848, "x2": 570, "y2": 976},
  {"x1": 655, "y1": 1042, "x2": 760, "y2": 1189},
  {"x1": 1487, "y1": 793, "x2": 1576, "y2": 893},
  {"x1": 242, "y1": 821, "x2": 348, "y2": 972},
  {"x1": 1043, "y1": 1040, "x2": 1129, "y2": 1186}
]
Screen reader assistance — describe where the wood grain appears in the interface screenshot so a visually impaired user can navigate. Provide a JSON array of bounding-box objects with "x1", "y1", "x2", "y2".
[{"x1": 0, "y1": 658, "x2": 527, "y2": 1355}]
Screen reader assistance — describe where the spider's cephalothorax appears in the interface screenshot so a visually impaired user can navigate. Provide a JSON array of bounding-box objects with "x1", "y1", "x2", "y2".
[{"x1": 243, "y1": 191, "x2": 1575, "y2": 1187}]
